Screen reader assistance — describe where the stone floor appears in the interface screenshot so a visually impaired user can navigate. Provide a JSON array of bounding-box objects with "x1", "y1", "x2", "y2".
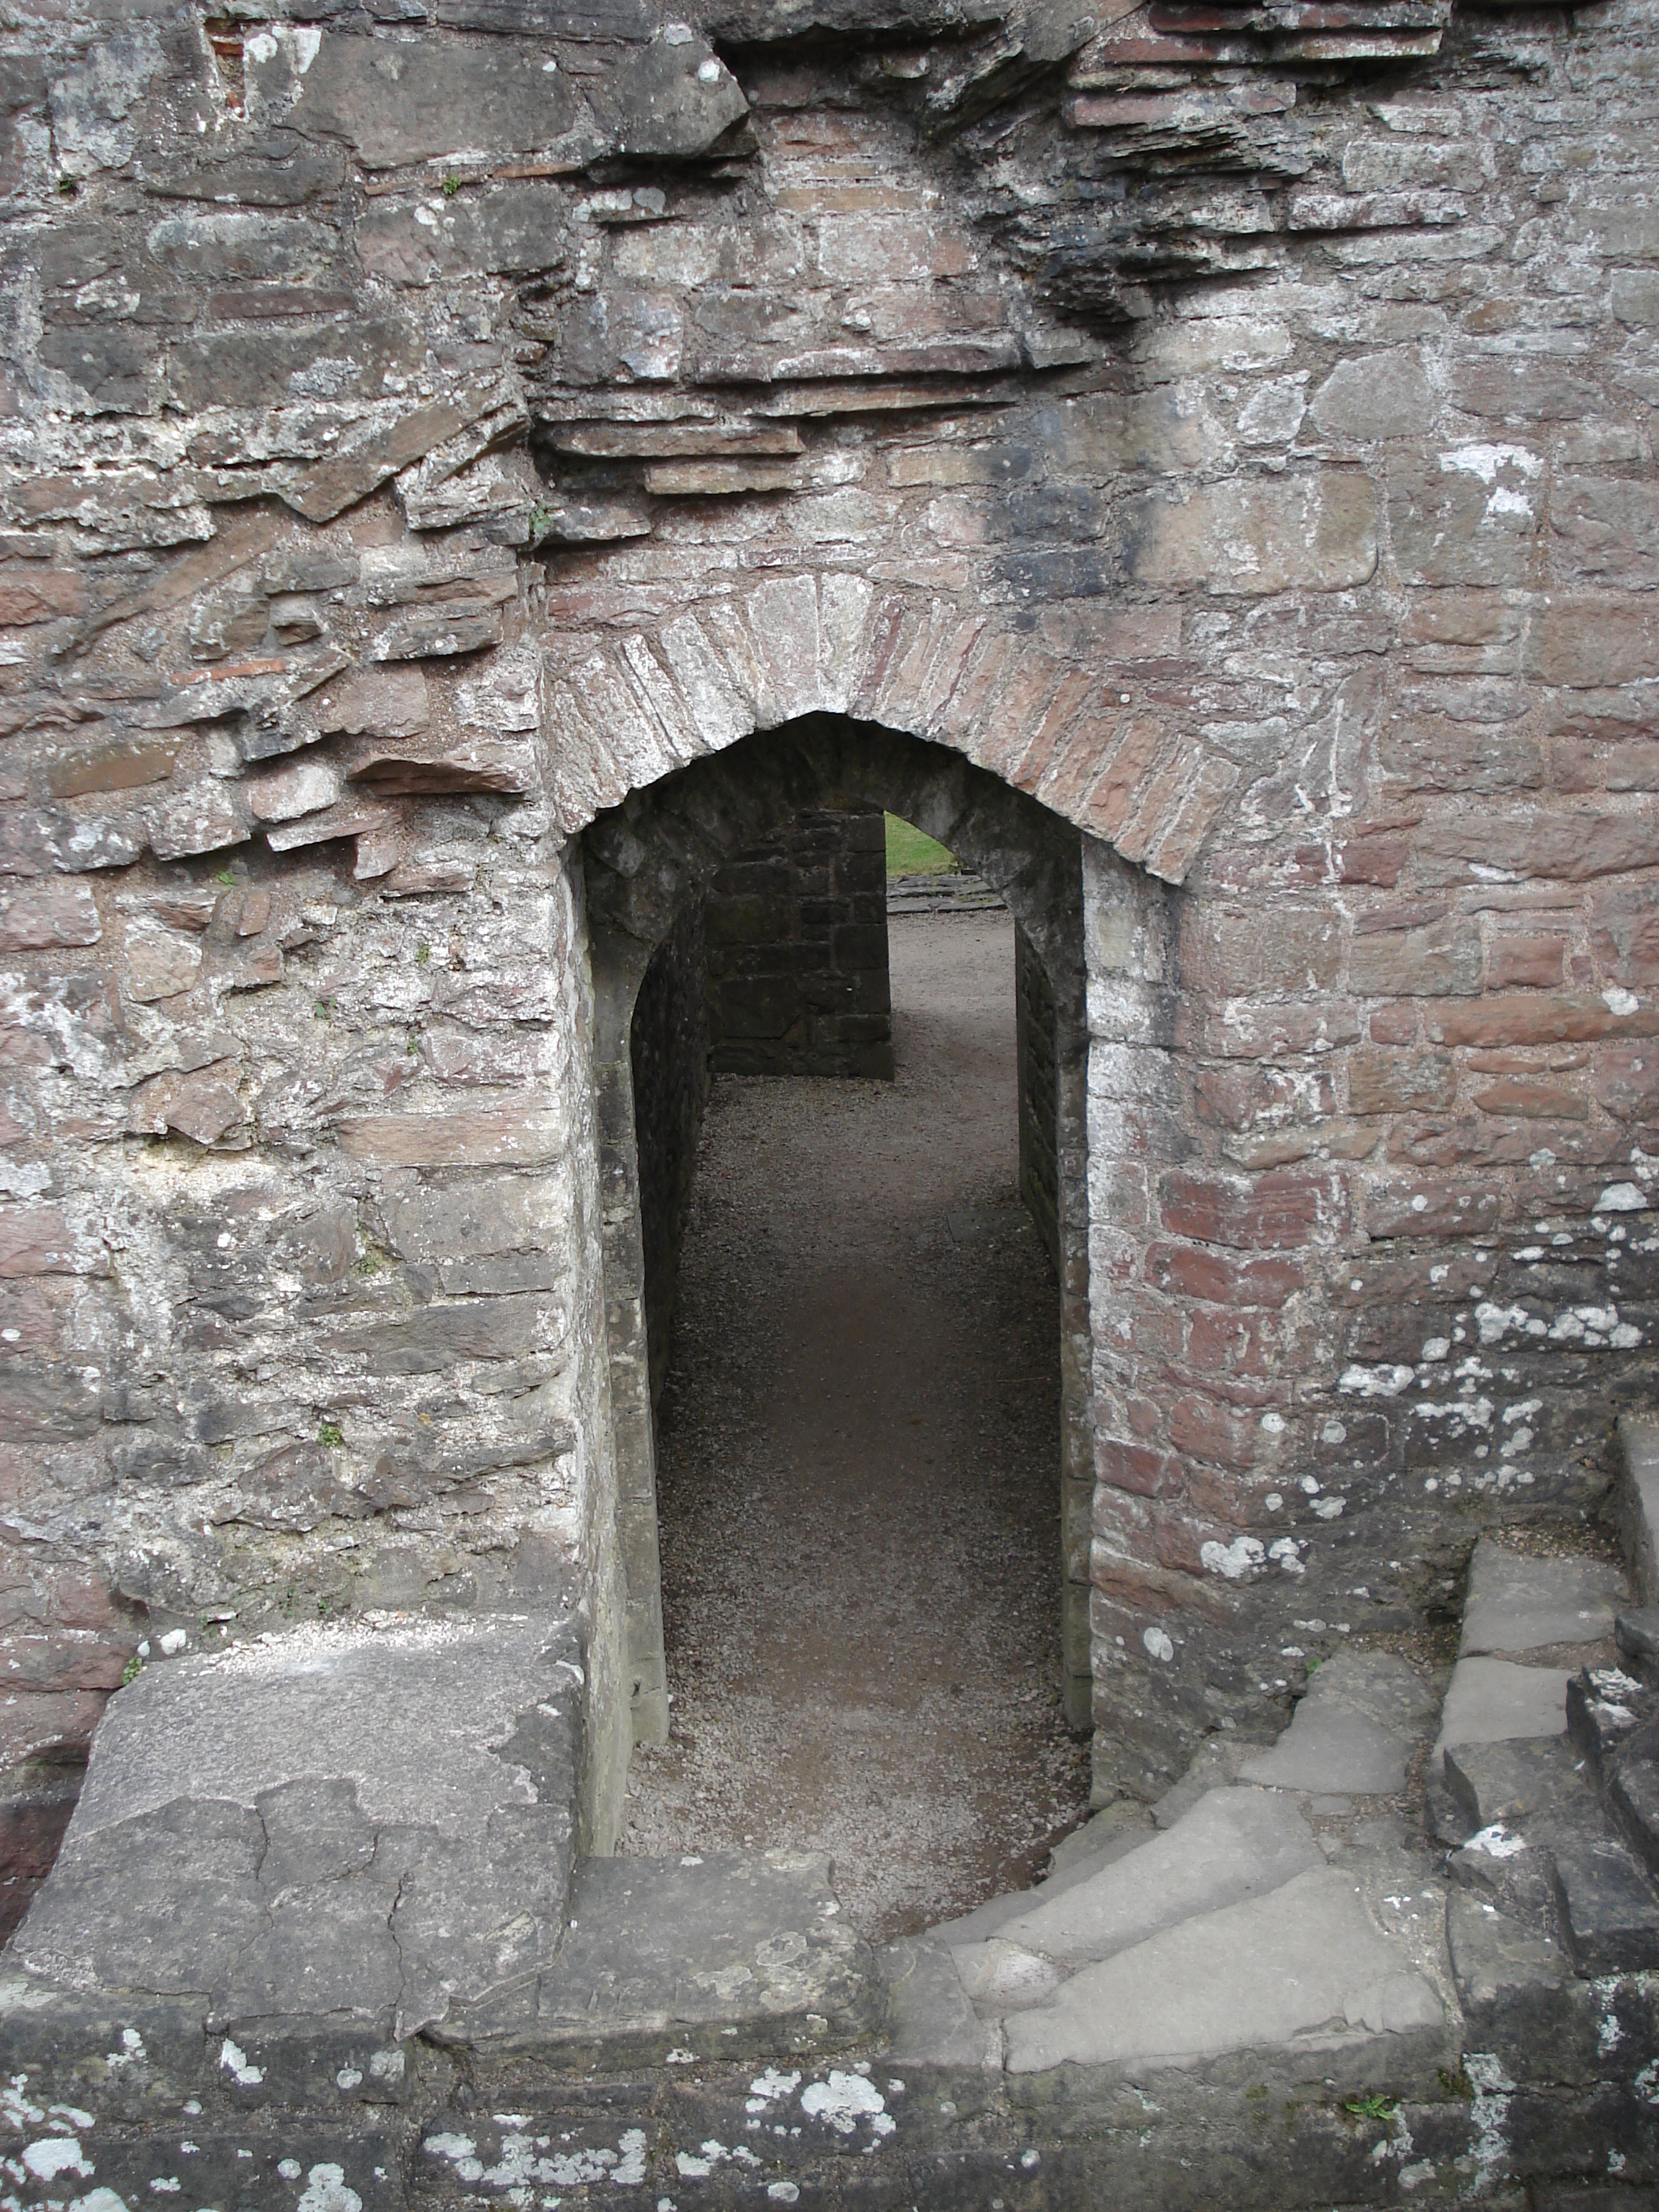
[{"x1": 621, "y1": 911, "x2": 1090, "y2": 1937}]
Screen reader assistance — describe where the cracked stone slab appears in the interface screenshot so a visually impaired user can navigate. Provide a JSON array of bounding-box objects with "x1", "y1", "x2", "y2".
[
  {"x1": 1002, "y1": 1865, "x2": 1446, "y2": 2077},
  {"x1": 1443, "y1": 1734, "x2": 1585, "y2": 1833},
  {"x1": 957, "y1": 1787, "x2": 1321, "y2": 1988},
  {"x1": 13, "y1": 1613, "x2": 582, "y2": 2049},
  {"x1": 881, "y1": 1936, "x2": 1002, "y2": 2068},
  {"x1": 1239, "y1": 1651, "x2": 1437, "y2": 1796},
  {"x1": 1434, "y1": 1657, "x2": 1569, "y2": 1770},
  {"x1": 1458, "y1": 1538, "x2": 1624, "y2": 1658},
  {"x1": 520, "y1": 1851, "x2": 885, "y2": 2066}
]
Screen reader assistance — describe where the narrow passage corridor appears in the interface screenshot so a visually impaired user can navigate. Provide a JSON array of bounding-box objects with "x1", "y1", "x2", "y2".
[{"x1": 621, "y1": 912, "x2": 1090, "y2": 1940}]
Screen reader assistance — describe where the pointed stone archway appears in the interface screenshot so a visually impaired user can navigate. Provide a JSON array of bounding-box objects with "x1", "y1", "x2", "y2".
[{"x1": 580, "y1": 711, "x2": 1167, "y2": 1828}]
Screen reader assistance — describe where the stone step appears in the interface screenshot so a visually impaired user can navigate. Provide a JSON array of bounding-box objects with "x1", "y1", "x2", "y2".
[
  {"x1": 521, "y1": 1850, "x2": 885, "y2": 2066},
  {"x1": 1566, "y1": 1663, "x2": 1659, "y2": 1884},
  {"x1": 1237, "y1": 1648, "x2": 1437, "y2": 1796},
  {"x1": 948, "y1": 1785, "x2": 1323, "y2": 2007},
  {"x1": 1434, "y1": 1655, "x2": 1571, "y2": 1771},
  {"x1": 1458, "y1": 1536, "x2": 1624, "y2": 1660},
  {"x1": 1000, "y1": 1860, "x2": 1448, "y2": 2078},
  {"x1": 11, "y1": 1613, "x2": 584, "y2": 2064},
  {"x1": 1616, "y1": 1604, "x2": 1659, "y2": 1682},
  {"x1": 928, "y1": 1815, "x2": 1154, "y2": 1950},
  {"x1": 1442, "y1": 1724, "x2": 1659, "y2": 1974}
]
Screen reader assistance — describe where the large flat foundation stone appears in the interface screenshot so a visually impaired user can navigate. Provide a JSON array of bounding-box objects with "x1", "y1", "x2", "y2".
[{"x1": 9, "y1": 1613, "x2": 585, "y2": 2057}]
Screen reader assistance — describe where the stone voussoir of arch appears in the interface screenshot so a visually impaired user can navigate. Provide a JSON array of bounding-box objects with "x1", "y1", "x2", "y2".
[{"x1": 544, "y1": 571, "x2": 1239, "y2": 885}]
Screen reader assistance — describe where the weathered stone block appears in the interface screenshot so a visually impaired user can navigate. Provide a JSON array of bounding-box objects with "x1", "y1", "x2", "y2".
[
  {"x1": 1349, "y1": 917, "x2": 1481, "y2": 997},
  {"x1": 1125, "y1": 470, "x2": 1378, "y2": 597}
]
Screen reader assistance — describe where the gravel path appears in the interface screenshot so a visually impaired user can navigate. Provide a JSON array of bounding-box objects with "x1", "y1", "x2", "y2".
[{"x1": 621, "y1": 913, "x2": 1090, "y2": 1942}]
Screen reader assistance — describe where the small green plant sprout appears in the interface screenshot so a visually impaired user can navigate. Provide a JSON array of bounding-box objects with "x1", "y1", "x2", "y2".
[
  {"x1": 441, "y1": 173, "x2": 461, "y2": 196},
  {"x1": 1437, "y1": 2066, "x2": 1474, "y2": 2100},
  {"x1": 215, "y1": 867, "x2": 236, "y2": 886},
  {"x1": 1342, "y1": 2094, "x2": 1398, "y2": 2122},
  {"x1": 313, "y1": 998, "x2": 332, "y2": 1020},
  {"x1": 120, "y1": 1654, "x2": 143, "y2": 1686},
  {"x1": 280, "y1": 1587, "x2": 298, "y2": 1618},
  {"x1": 57, "y1": 174, "x2": 77, "y2": 197},
  {"x1": 415, "y1": 942, "x2": 430, "y2": 965},
  {"x1": 317, "y1": 1419, "x2": 345, "y2": 1449},
  {"x1": 353, "y1": 1246, "x2": 391, "y2": 1276},
  {"x1": 317, "y1": 1595, "x2": 335, "y2": 1619}
]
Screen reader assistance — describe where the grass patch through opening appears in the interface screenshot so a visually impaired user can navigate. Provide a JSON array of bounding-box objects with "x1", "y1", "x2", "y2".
[{"x1": 884, "y1": 812, "x2": 958, "y2": 877}]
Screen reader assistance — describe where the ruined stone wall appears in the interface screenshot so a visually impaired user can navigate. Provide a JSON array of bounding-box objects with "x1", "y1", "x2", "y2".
[
  {"x1": 705, "y1": 801, "x2": 893, "y2": 1077},
  {"x1": 1016, "y1": 914, "x2": 1060, "y2": 1272},
  {"x1": 628, "y1": 893, "x2": 709, "y2": 1405},
  {"x1": 2, "y1": 0, "x2": 1659, "y2": 1845}
]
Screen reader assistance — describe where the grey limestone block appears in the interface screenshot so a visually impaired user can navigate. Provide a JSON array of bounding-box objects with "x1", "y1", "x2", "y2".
[
  {"x1": 1459, "y1": 1536, "x2": 1625, "y2": 1658},
  {"x1": 11, "y1": 1612, "x2": 584, "y2": 2066},
  {"x1": 1240, "y1": 1650, "x2": 1437, "y2": 1796}
]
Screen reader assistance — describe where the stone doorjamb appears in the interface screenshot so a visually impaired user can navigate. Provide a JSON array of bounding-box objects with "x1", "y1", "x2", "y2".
[{"x1": 581, "y1": 714, "x2": 1133, "y2": 1792}]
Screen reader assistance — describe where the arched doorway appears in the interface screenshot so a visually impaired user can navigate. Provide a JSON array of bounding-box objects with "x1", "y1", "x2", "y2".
[{"x1": 583, "y1": 715, "x2": 1097, "y2": 1853}]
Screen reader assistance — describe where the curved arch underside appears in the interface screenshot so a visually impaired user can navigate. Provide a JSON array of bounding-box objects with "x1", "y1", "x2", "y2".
[{"x1": 584, "y1": 712, "x2": 1086, "y2": 1013}]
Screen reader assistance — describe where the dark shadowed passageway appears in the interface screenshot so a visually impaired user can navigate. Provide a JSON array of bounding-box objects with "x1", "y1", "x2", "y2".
[{"x1": 621, "y1": 910, "x2": 1090, "y2": 1940}]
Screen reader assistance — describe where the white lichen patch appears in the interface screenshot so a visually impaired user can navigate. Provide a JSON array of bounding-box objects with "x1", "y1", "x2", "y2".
[
  {"x1": 1200, "y1": 1536, "x2": 1265, "y2": 1580},
  {"x1": 218, "y1": 2039, "x2": 262, "y2": 2087},
  {"x1": 1465, "y1": 1826, "x2": 1527, "y2": 1860},
  {"x1": 800, "y1": 2072, "x2": 893, "y2": 2142}
]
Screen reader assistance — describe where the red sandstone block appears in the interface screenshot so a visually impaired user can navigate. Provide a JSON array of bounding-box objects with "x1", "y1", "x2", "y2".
[
  {"x1": 1145, "y1": 752, "x2": 1240, "y2": 885},
  {"x1": 967, "y1": 651, "x2": 1068, "y2": 784},
  {"x1": 1181, "y1": 998, "x2": 1362, "y2": 1060},
  {"x1": 1429, "y1": 993, "x2": 1659, "y2": 1048},
  {"x1": 0, "y1": 1209, "x2": 79, "y2": 1279},
  {"x1": 1336, "y1": 838, "x2": 1410, "y2": 887},
  {"x1": 1348, "y1": 1047, "x2": 1456, "y2": 1115},
  {"x1": 1488, "y1": 934, "x2": 1568, "y2": 990},
  {"x1": 1192, "y1": 1061, "x2": 1336, "y2": 1131},
  {"x1": 1369, "y1": 1003, "x2": 1417, "y2": 1044},
  {"x1": 1127, "y1": 1393, "x2": 1162, "y2": 1438},
  {"x1": 1159, "y1": 1166, "x2": 1341, "y2": 1251},
  {"x1": 912, "y1": 614, "x2": 994, "y2": 733},
  {"x1": 1598, "y1": 1043, "x2": 1659, "y2": 1119},
  {"x1": 1145, "y1": 1240, "x2": 1305, "y2": 1309},
  {"x1": 1472, "y1": 1076, "x2": 1590, "y2": 1119},
  {"x1": 1011, "y1": 668, "x2": 1094, "y2": 793},
  {"x1": 1148, "y1": 1503, "x2": 1213, "y2": 1578},
  {"x1": 1188, "y1": 907, "x2": 1344, "y2": 999},
  {"x1": 1115, "y1": 740, "x2": 1198, "y2": 870},
  {"x1": 1078, "y1": 716, "x2": 1165, "y2": 841},
  {"x1": 1589, "y1": 885, "x2": 1659, "y2": 986},
  {"x1": 0, "y1": 1687, "x2": 107, "y2": 1768},
  {"x1": 848, "y1": 593, "x2": 910, "y2": 720},
  {"x1": 1415, "y1": 804, "x2": 1659, "y2": 885},
  {"x1": 1364, "y1": 1180, "x2": 1503, "y2": 1237},
  {"x1": 1095, "y1": 1436, "x2": 1183, "y2": 1497},
  {"x1": 1550, "y1": 734, "x2": 1659, "y2": 794},
  {"x1": 935, "y1": 628, "x2": 1016, "y2": 742}
]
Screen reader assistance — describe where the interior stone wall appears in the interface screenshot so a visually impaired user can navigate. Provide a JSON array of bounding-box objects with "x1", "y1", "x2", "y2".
[
  {"x1": 2, "y1": 0, "x2": 1657, "y2": 1859},
  {"x1": 1016, "y1": 915, "x2": 1061, "y2": 1273},
  {"x1": 628, "y1": 893, "x2": 709, "y2": 1406},
  {"x1": 704, "y1": 801, "x2": 893, "y2": 1078}
]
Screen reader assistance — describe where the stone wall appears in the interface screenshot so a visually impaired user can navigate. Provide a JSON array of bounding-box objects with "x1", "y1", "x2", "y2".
[
  {"x1": 1016, "y1": 916, "x2": 1060, "y2": 1275},
  {"x1": 2, "y1": 0, "x2": 1658, "y2": 1856},
  {"x1": 705, "y1": 802, "x2": 893, "y2": 1079},
  {"x1": 628, "y1": 895, "x2": 710, "y2": 1408}
]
